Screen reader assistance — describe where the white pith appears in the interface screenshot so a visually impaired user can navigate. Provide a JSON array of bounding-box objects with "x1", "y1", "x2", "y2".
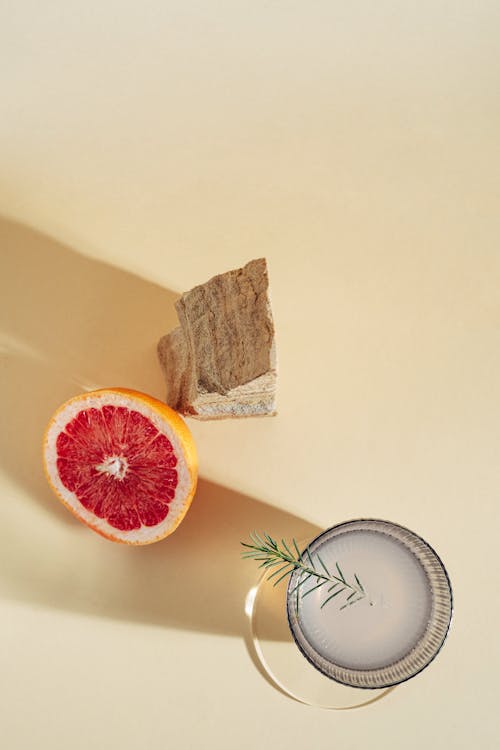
[
  {"x1": 44, "y1": 391, "x2": 193, "y2": 543},
  {"x1": 96, "y1": 455, "x2": 129, "y2": 479}
]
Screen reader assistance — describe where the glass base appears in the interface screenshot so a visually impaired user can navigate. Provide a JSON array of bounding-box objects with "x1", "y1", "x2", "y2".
[{"x1": 245, "y1": 568, "x2": 396, "y2": 709}]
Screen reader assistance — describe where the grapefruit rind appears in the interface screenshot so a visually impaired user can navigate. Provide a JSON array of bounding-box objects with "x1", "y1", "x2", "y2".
[{"x1": 43, "y1": 388, "x2": 198, "y2": 544}]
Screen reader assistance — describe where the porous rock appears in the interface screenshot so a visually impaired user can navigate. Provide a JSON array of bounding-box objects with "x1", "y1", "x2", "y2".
[{"x1": 157, "y1": 258, "x2": 277, "y2": 419}]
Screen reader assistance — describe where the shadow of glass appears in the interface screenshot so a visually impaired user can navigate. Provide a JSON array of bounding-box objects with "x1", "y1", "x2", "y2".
[{"x1": 1, "y1": 476, "x2": 320, "y2": 639}]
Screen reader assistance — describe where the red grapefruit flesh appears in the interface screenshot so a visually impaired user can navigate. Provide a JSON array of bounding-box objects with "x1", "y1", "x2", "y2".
[{"x1": 43, "y1": 389, "x2": 198, "y2": 544}]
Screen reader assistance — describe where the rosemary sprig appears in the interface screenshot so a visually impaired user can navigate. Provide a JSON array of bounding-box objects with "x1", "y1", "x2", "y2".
[{"x1": 241, "y1": 532, "x2": 366, "y2": 612}]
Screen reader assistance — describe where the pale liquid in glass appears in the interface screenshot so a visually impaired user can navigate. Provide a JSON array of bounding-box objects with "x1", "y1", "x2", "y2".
[{"x1": 298, "y1": 530, "x2": 432, "y2": 670}]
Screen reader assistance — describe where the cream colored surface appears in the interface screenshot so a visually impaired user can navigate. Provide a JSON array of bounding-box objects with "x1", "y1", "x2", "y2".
[{"x1": 1, "y1": 2, "x2": 499, "y2": 748}]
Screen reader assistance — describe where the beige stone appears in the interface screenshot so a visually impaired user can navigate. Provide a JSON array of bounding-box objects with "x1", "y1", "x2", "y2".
[{"x1": 157, "y1": 258, "x2": 277, "y2": 419}]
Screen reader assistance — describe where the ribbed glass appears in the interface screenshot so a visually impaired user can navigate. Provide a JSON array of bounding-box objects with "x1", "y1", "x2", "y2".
[{"x1": 286, "y1": 519, "x2": 453, "y2": 689}]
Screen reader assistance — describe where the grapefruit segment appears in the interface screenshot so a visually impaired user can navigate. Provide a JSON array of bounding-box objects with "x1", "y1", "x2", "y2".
[{"x1": 43, "y1": 388, "x2": 198, "y2": 544}]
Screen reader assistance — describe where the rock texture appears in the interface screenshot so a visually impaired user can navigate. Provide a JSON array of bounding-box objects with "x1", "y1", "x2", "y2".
[{"x1": 157, "y1": 258, "x2": 277, "y2": 419}]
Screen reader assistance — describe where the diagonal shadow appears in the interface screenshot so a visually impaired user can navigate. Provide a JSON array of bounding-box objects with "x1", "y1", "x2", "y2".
[
  {"x1": 0, "y1": 215, "x2": 178, "y2": 395},
  {"x1": 0, "y1": 216, "x2": 178, "y2": 517},
  {"x1": 1, "y1": 473, "x2": 320, "y2": 639},
  {"x1": 0, "y1": 217, "x2": 320, "y2": 642}
]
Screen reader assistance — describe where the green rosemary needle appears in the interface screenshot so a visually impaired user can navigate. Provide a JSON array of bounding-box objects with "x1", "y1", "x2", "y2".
[{"x1": 241, "y1": 532, "x2": 366, "y2": 612}]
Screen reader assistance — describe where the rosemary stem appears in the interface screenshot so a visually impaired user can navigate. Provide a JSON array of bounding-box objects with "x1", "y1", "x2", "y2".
[{"x1": 241, "y1": 536, "x2": 366, "y2": 602}]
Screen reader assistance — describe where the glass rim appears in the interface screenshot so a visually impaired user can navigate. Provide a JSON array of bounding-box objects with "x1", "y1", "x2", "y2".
[{"x1": 286, "y1": 518, "x2": 453, "y2": 689}]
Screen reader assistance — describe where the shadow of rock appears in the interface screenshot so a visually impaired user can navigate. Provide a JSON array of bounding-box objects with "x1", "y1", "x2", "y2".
[{"x1": 0, "y1": 215, "x2": 177, "y2": 395}]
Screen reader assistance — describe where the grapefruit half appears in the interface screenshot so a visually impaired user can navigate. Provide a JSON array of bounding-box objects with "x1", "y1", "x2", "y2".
[{"x1": 43, "y1": 388, "x2": 198, "y2": 544}]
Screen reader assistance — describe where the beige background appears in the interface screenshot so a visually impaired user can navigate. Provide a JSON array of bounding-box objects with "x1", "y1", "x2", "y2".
[{"x1": 1, "y1": 2, "x2": 499, "y2": 748}]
